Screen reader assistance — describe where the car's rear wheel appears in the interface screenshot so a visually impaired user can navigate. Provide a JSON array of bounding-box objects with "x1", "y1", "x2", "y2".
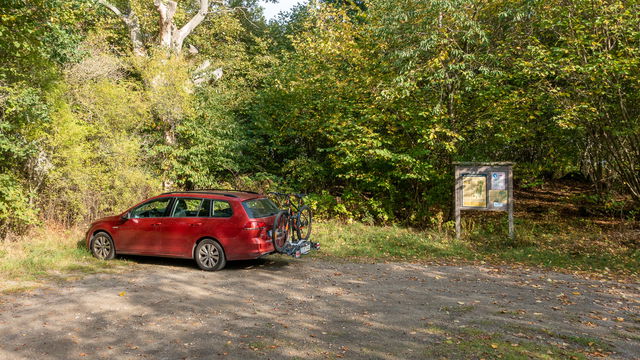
[
  {"x1": 195, "y1": 239, "x2": 226, "y2": 271},
  {"x1": 90, "y1": 232, "x2": 115, "y2": 260},
  {"x1": 272, "y1": 211, "x2": 290, "y2": 253},
  {"x1": 295, "y1": 205, "x2": 313, "y2": 241}
]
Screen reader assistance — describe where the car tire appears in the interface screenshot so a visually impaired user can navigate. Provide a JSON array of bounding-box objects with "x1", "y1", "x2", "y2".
[
  {"x1": 90, "y1": 232, "x2": 115, "y2": 260},
  {"x1": 195, "y1": 239, "x2": 226, "y2": 271}
]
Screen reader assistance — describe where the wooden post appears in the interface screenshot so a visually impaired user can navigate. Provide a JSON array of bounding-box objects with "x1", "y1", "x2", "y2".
[
  {"x1": 455, "y1": 166, "x2": 461, "y2": 239},
  {"x1": 508, "y1": 166, "x2": 514, "y2": 240}
]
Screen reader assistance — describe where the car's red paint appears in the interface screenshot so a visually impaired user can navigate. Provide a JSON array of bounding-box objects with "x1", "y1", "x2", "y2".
[{"x1": 85, "y1": 191, "x2": 277, "y2": 262}]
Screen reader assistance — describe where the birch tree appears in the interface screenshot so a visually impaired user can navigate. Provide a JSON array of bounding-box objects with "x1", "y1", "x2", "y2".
[{"x1": 97, "y1": 0, "x2": 226, "y2": 189}]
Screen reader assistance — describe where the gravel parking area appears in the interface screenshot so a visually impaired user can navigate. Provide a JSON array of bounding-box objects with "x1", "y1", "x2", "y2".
[{"x1": 1, "y1": 257, "x2": 638, "y2": 359}]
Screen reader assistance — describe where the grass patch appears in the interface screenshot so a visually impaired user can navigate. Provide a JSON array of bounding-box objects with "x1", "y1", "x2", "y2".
[
  {"x1": 473, "y1": 319, "x2": 613, "y2": 353},
  {"x1": 423, "y1": 326, "x2": 587, "y2": 359},
  {"x1": 312, "y1": 218, "x2": 639, "y2": 275},
  {"x1": 440, "y1": 304, "x2": 476, "y2": 314},
  {"x1": 0, "y1": 224, "x2": 132, "y2": 292},
  {"x1": 312, "y1": 220, "x2": 476, "y2": 262}
]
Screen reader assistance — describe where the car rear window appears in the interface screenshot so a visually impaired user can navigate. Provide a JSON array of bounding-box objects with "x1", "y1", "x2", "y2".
[{"x1": 242, "y1": 198, "x2": 280, "y2": 219}]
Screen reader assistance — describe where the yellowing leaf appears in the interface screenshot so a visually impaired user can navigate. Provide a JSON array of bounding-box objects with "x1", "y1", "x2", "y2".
[{"x1": 118, "y1": 291, "x2": 126, "y2": 297}]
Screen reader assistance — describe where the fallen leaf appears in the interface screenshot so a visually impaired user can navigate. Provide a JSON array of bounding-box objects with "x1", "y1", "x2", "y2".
[
  {"x1": 491, "y1": 344, "x2": 498, "y2": 349},
  {"x1": 118, "y1": 291, "x2": 126, "y2": 297}
]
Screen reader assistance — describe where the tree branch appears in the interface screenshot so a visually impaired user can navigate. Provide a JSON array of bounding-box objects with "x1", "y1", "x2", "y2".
[
  {"x1": 97, "y1": 0, "x2": 147, "y2": 56},
  {"x1": 97, "y1": 0, "x2": 124, "y2": 17},
  {"x1": 173, "y1": 0, "x2": 210, "y2": 51}
]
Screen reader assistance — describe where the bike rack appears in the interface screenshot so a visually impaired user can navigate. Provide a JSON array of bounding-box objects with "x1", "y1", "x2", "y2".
[{"x1": 281, "y1": 240, "x2": 320, "y2": 258}]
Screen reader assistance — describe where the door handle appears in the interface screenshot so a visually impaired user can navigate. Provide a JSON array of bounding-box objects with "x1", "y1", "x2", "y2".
[
  {"x1": 151, "y1": 223, "x2": 162, "y2": 226},
  {"x1": 190, "y1": 223, "x2": 202, "y2": 227}
]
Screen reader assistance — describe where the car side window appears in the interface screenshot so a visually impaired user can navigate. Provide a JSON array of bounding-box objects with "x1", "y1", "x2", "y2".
[
  {"x1": 198, "y1": 199, "x2": 212, "y2": 217},
  {"x1": 212, "y1": 200, "x2": 233, "y2": 218},
  {"x1": 130, "y1": 198, "x2": 171, "y2": 218},
  {"x1": 172, "y1": 198, "x2": 204, "y2": 218}
]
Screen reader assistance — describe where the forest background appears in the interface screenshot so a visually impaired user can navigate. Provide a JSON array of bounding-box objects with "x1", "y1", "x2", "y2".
[{"x1": 1, "y1": 0, "x2": 639, "y2": 246}]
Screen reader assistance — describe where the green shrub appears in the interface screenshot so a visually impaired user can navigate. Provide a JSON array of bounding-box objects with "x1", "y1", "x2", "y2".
[{"x1": 0, "y1": 174, "x2": 39, "y2": 239}]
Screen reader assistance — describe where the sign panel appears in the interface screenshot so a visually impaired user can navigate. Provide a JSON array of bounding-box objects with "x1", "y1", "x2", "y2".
[
  {"x1": 489, "y1": 190, "x2": 508, "y2": 208},
  {"x1": 491, "y1": 172, "x2": 506, "y2": 190},
  {"x1": 462, "y1": 175, "x2": 487, "y2": 208}
]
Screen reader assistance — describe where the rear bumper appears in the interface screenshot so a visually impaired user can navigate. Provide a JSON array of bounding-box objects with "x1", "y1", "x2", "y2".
[
  {"x1": 240, "y1": 237, "x2": 274, "y2": 259},
  {"x1": 258, "y1": 251, "x2": 275, "y2": 258}
]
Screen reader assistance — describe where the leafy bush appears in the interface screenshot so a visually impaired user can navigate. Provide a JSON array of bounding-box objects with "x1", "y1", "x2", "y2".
[{"x1": 0, "y1": 174, "x2": 38, "y2": 239}]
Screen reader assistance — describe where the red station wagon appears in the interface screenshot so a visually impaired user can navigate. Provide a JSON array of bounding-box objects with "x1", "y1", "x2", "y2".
[{"x1": 85, "y1": 190, "x2": 280, "y2": 271}]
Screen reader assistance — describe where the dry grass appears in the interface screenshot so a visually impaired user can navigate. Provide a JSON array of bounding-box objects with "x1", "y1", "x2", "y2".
[{"x1": 0, "y1": 223, "x2": 132, "y2": 293}]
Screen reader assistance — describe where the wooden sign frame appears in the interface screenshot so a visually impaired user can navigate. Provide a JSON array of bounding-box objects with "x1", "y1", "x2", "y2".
[{"x1": 454, "y1": 162, "x2": 514, "y2": 239}]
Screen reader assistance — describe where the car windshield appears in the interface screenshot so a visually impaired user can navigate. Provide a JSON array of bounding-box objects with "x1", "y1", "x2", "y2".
[{"x1": 242, "y1": 198, "x2": 280, "y2": 219}]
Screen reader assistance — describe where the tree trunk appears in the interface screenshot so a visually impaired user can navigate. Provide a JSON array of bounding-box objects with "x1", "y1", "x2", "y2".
[{"x1": 99, "y1": 0, "x2": 210, "y2": 55}]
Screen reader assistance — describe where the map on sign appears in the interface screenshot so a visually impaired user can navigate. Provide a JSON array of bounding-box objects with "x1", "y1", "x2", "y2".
[
  {"x1": 489, "y1": 190, "x2": 508, "y2": 208},
  {"x1": 462, "y1": 175, "x2": 486, "y2": 207}
]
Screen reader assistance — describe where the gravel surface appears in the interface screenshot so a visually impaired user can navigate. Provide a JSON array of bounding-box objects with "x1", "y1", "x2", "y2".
[{"x1": 0, "y1": 257, "x2": 638, "y2": 359}]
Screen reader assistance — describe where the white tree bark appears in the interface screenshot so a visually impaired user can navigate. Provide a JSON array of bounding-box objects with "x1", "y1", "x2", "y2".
[
  {"x1": 172, "y1": 0, "x2": 209, "y2": 52},
  {"x1": 98, "y1": 0, "x2": 211, "y2": 55},
  {"x1": 97, "y1": 0, "x2": 147, "y2": 57},
  {"x1": 155, "y1": 0, "x2": 178, "y2": 48}
]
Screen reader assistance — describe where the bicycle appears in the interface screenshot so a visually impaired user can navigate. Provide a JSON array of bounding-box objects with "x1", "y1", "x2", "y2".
[{"x1": 269, "y1": 192, "x2": 313, "y2": 254}]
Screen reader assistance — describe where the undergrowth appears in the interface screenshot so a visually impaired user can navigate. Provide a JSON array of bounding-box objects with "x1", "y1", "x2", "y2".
[{"x1": 313, "y1": 217, "x2": 639, "y2": 275}]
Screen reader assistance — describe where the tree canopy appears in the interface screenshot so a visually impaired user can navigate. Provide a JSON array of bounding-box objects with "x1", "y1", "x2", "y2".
[{"x1": 0, "y1": 0, "x2": 638, "y2": 236}]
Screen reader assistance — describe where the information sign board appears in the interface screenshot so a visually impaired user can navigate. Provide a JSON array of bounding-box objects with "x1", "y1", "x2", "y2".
[
  {"x1": 462, "y1": 175, "x2": 487, "y2": 208},
  {"x1": 454, "y1": 162, "x2": 514, "y2": 239}
]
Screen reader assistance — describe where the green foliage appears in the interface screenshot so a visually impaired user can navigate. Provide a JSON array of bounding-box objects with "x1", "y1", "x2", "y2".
[
  {"x1": 247, "y1": 0, "x2": 640, "y2": 224},
  {"x1": 42, "y1": 75, "x2": 157, "y2": 224},
  {"x1": 0, "y1": 173, "x2": 38, "y2": 238},
  {"x1": 0, "y1": 85, "x2": 50, "y2": 170},
  {"x1": 171, "y1": 87, "x2": 245, "y2": 188},
  {"x1": 1, "y1": 0, "x2": 639, "y2": 237},
  {"x1": 0, "y1": 0, "x2": 86, "y2": 81}
]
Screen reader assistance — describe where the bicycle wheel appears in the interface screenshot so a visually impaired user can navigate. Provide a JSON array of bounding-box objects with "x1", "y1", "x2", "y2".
[
  {"x1": 272, "y1": 211, "x2": 290, "y2": 253},
  {"x1": 295, "y1": 205, "x2": 313, "y2": 241}
]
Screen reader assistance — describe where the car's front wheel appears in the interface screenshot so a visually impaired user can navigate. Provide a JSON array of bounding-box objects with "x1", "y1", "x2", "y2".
[
  {"x1": 90, "y1": 232, "x2": 115, "y2": 260},
  {"x1": 195, "y1": 239, "x2": 226, "y2": 271}
]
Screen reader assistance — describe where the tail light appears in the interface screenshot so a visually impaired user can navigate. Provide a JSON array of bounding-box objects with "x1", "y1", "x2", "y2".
[{"x1": 243, "y1": 221, "x2": 267, "y2": 230}]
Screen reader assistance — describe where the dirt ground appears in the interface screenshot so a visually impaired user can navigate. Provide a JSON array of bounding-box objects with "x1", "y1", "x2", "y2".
[{"x1": 0, "y1": 257, "x2": 638, "y2": 359}]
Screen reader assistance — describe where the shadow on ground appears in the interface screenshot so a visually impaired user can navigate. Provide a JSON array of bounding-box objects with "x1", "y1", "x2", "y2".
[
  {"x1": 0, "y1": 259, "x2": 638, "y2": 359},
  {"x1": 116, "y1": 254, "x2": 292, "y2": 272}
]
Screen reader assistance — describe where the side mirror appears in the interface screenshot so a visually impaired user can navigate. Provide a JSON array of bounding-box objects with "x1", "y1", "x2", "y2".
[{"x1": 121, "y1": 212, "x2": 130, "y2": 221}]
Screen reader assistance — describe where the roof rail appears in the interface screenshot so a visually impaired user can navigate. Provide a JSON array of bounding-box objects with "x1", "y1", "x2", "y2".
[
  {"x1": 194, "y1": 189, "x2": 259, "y2": 195},
  {"x1": 160, "y1": 191, "x2": 239, "y2": 198}
]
